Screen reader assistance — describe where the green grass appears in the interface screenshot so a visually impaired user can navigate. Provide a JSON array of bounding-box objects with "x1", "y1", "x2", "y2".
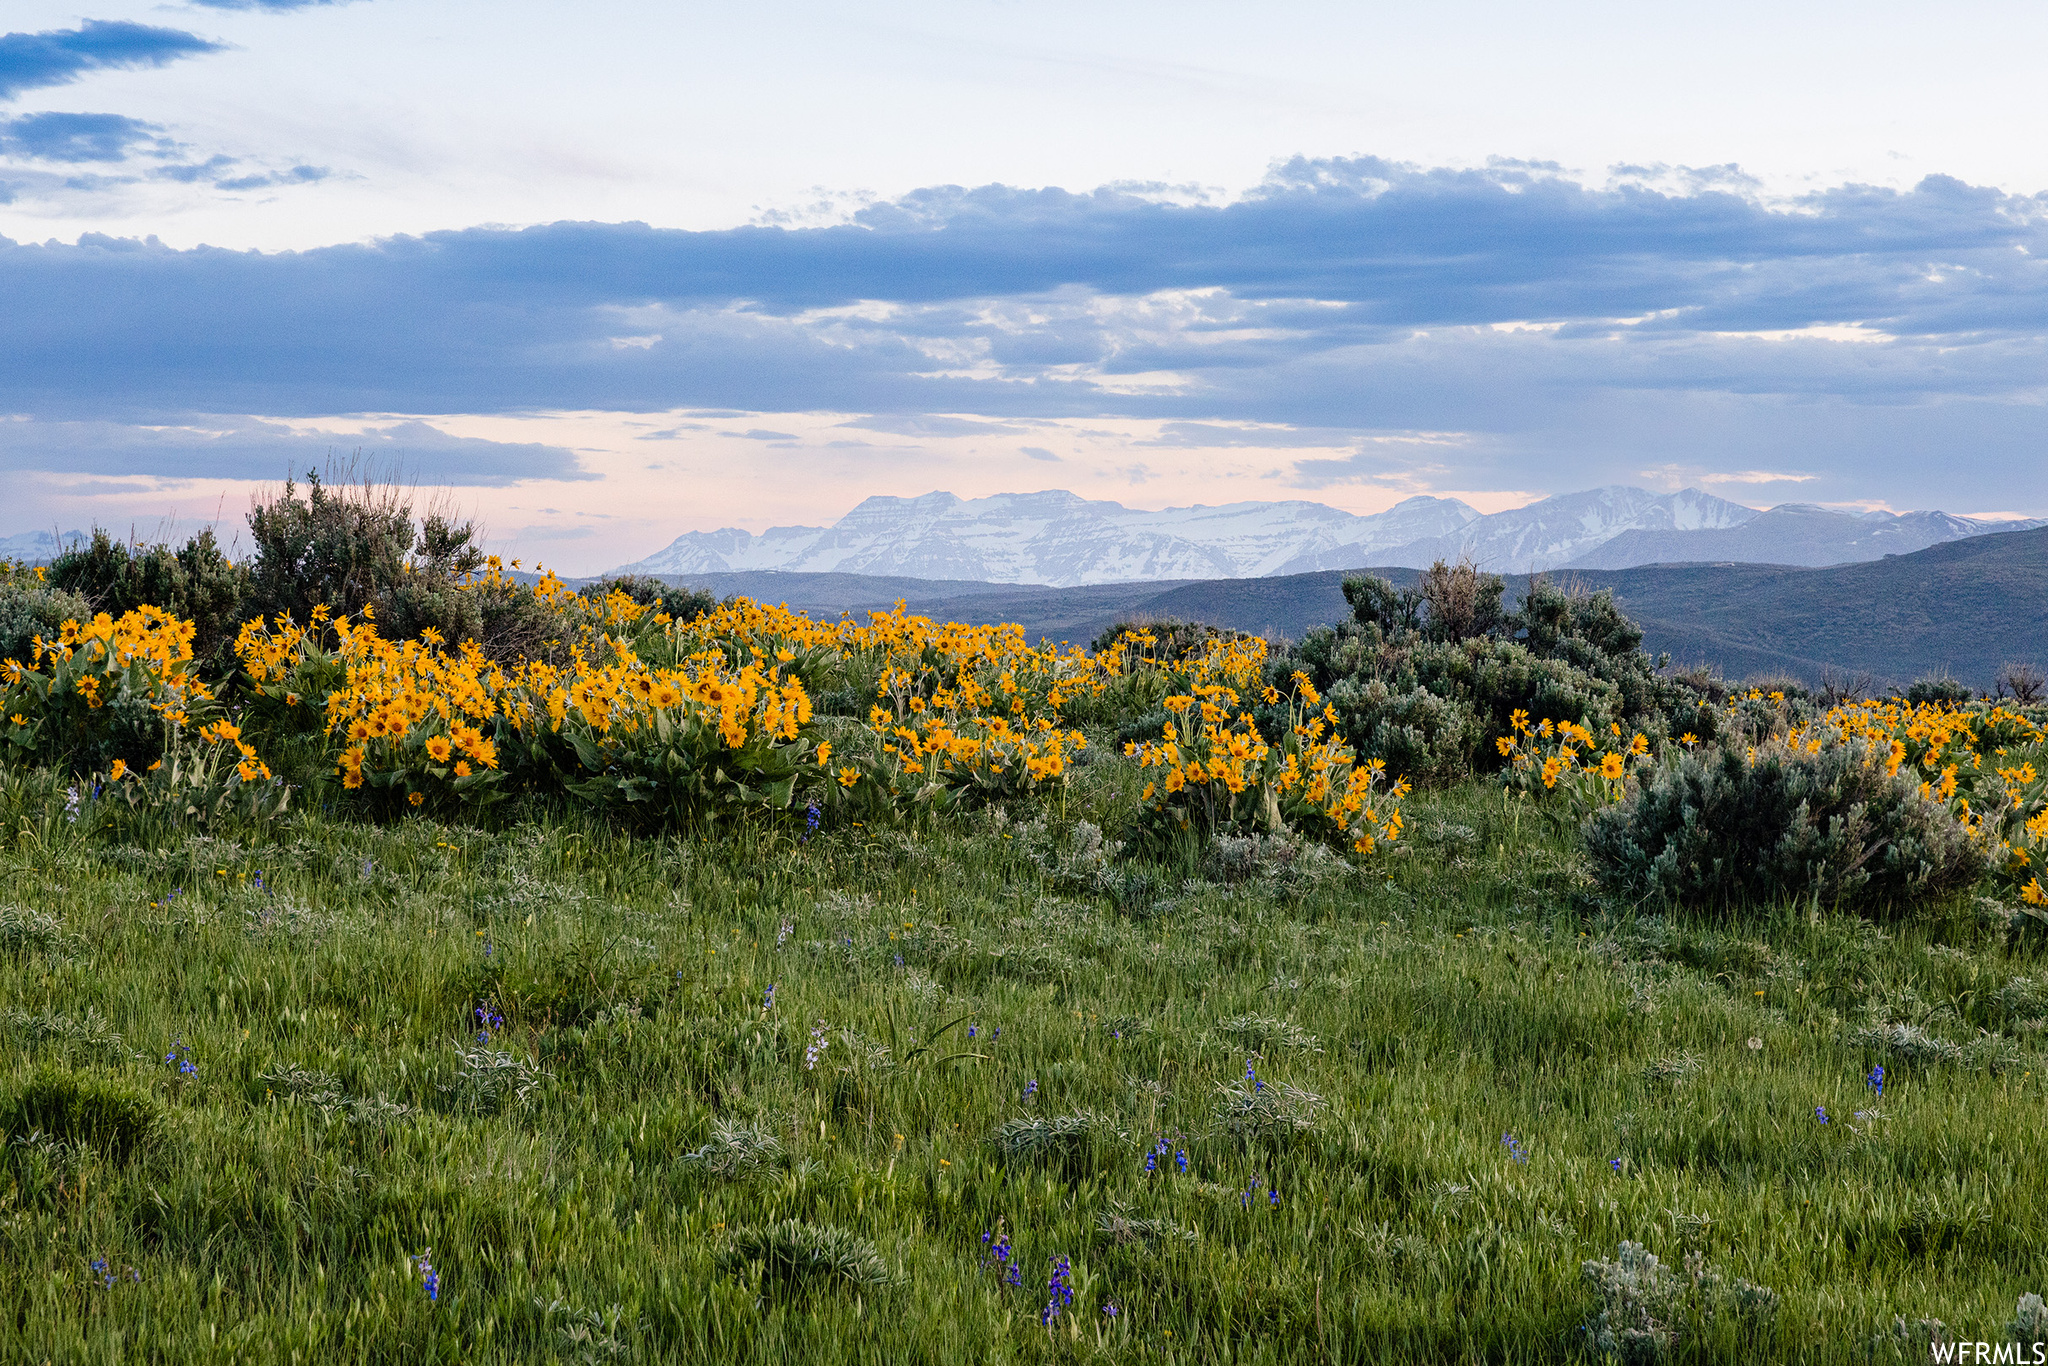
[{"x1": 2, "y1": 766, "x2": 2044, "y2": 1363}]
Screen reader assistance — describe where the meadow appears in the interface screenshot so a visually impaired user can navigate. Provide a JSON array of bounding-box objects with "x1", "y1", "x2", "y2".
[
  {"x1": 3, "y1": 502, "x2": 2047, "y2": 1363},
  {"x1": 5, "y1": 767, "x2": 2047, "y2": 1363}
]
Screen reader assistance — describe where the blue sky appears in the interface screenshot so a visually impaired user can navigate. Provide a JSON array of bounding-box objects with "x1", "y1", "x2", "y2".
[{"x1": 3, "y1": 2, "x2": 2045, "y2": 571}]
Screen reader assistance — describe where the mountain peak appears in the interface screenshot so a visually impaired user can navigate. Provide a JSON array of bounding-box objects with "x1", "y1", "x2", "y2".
[{"x1": 606, "y1": 485, "x2": 2030, "y2": 585}]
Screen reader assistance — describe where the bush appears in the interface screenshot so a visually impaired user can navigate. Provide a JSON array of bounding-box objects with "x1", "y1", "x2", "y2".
[
  {"x1": 1995, "y1": 663, "x2": 2046, "y2": 706},
  {"x1": 45, "y1": 530, "x2": 249, "y2": 674},
  {"x1": 1282, "y1": 625, "x2": 1624, "y2": 783},
  {"x1": 1320, "y1": 675, "x2": 1480, "y2": 786},
  {"x1": 1580, "y1": 1241, "x2": 1779, "y2": 1363},
  {"x1": 1276, "y1": 573, "x2": 1700, "y2": 782},
  {"x1": 1905, "y1": 674, "x2": 1974, "y2": 706},
  {"x1": 244, "y1": 469, "x2": 486, "y2": 645},
  {"x1": 1417, "y1": 558, "x2": 1508, "y2": 642},
  {"x1": 0, "y1": 573, "x2": 92, "y2": 671},
  {"x1": 1583, "y1": 740, "x2": 1991, "y2": 913},
  {"x1": 588, "y1": 574, "x2": 715, "y2": 626}
]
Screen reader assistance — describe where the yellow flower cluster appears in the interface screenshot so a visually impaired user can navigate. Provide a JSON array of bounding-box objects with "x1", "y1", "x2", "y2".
[
  {"x1": 881, "y1": 712, "x2": 1085, "y2": 801},
  {"x1": 197, "y1": 719, "x2": 273, "y2": 784},
  {"x1": 1498, "y1": 709, "x2": 1650, "y2": 802},
  {"x1": 237, "y1": 605, "x2": 815, "y2": 804},
  {"x1": 1128, "y1": 667, "x2": 1407, "y2": 857},
  {"x1": 6, "y1": 605, "x2": 213, "y2": 726},
  {"x1": 1792, "y1": 700, "x2": 2048, "y2": 904},
  {"x1": 553, "y1": 653, "x2": 810, "y2": 747}
]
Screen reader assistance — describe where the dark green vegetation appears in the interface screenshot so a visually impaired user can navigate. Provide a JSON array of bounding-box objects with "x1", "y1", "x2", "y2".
[
  {"x1": 1584, "y1": 745, "x2": 1988, "y2": 913},
  {"x1": 13, "y1": 473, "x2": 715, "y2": 683},
  {"x1": 657, "y1": 525, "x2": 2048, "y2": 691},
  {"x1": 4, "y1": 767, "x2": 2045, "y2": 1362}
]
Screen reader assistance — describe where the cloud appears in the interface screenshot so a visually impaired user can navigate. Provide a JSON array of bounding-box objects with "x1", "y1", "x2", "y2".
[
  {"x1": 0, "y1": 415, "x2": 589, "y2": 485},
  {"x1": 0, "y1": 111, "x2": 165, "y2": 162},
  {"x1": 1, "y1": 158, "x2": 2046, "y2": 508},
  {"x1": 1021, "y1": 446, "x2": 1061, "y2": 461},
  {"x1": 0, "y1": 20, "x2": 222, "y2": 101},
  {"x1": 842, "y1": 414, "x2": 1037, "y2": 436}
]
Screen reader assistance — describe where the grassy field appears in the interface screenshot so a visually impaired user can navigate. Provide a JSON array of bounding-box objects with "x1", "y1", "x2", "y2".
[{"x1": 2, "y1": 756, "x2": 2044, "y2": 1364}]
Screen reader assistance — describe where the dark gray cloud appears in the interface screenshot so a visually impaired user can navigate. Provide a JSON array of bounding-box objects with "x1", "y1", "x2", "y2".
[
  {"x1": 0, "y1": 416, "x2": 588, "y2": 486},
  {"x1": 2, "y1": 157, "x2": 2045, "y2": 508},
  {"x1": 0, "y1": 20, "x2": 221, "y2": 101}
]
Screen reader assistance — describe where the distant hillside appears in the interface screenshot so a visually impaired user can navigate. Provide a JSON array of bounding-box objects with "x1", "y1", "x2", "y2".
[
  {"x1": 1564, "y1": 504, "x2": 2045, "y2": 569},
  {"x1": 651, "y1": 524, "x2": 2048, "y2": 688}
]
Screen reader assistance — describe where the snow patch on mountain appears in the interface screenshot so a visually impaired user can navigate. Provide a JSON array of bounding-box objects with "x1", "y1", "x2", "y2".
[
  {"x1": 606, "y1": 485, "x2": 2034, "y2": 585},
  {"x1": 614, "y1": 490, "x2": 1482, "y2": 586}
]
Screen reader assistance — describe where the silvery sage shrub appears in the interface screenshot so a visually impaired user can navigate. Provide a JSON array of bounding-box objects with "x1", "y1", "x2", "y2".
[
  {"x1": 1581, "y1": 1241, "x2": 1779, "y2": 1363},
  {"x1": 1583, "y1": 739, "x2": 1988, "y2": 914}
]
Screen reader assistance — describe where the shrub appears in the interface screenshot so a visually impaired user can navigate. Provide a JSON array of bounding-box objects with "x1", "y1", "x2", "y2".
[
  {"x1": 0, "y1": 573, "x2": 93, "y2": 673},
  {"x1": 0, "y1": 1068, "x2": 162, "y2": 1163},
  {"x1": 1583, "y1": 740, "x2": 1990, "y2": 913},
  {"x1": 1417, "y1": 558, "x2": 1508, "y2": 642},
  {"x1": 1787, "y1": 699, "x2": 2047, "y2": 908},
  {"x1": 45, "y1": 530, "x2": 249, "y2": 673},
  {"x1": 244, "y1": 469, "x2": 487, "y2": 646},
  {"x1": 1341, "y1": 574, "x2": 1422, "y2": 636},
  {"x1": 1995, "y1": 663, "x2": 2046, "y2": 706},
  {"x1": 588, "y1": 574, "x2": 715, "y2": 626},
  {"x1": 1320, "y1": 677, "x2": 1480, "y2": 786},
  {"x1": 1580, "y1": 1241, "x2": 1779, "y2": 1363},
  {"x1": 1282, "y1": 625, "x2": 1625, "y2": 782},
  {"x1": 1287, "y1": 574, "x2": 1712, "y2": 783},
  {"x1": 1905, "y1": 675, "x2": 1974, "y2": 706},
  {"x1": 2010, "y1": 1294, "x2": 2048, "y2": 1345}
]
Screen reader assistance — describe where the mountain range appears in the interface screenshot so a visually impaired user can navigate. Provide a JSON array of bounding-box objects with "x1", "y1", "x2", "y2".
[
  {"x1": 645, "y1": 526, "x2": 2048, "y2": 689},
  {"x1": 0, "y1": 530, "x2": 85, "y2": 563},
  {"x1": 613, "y1": 487, "x2": 2042, "y2": 585}
]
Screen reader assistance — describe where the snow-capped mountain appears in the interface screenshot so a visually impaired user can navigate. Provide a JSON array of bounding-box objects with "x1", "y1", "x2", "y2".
[
  {"x1": 0, "y1": 530, "x2": 85, "y2": 564},
  {"x1": 1563, "y1": 504, "x2": 2048, "y2": 569},
  {"x1": 1371, "y1": 486, "x2": 1760, "y2": 573},
  {"x1": 608, "y1": 485, "x2": 2035, "y2": 586},
  {"x1": 613, "y1": 490, "x2": 1480, "y2": 586}
]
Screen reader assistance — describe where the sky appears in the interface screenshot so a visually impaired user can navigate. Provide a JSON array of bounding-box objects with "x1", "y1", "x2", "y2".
[{"x1": 3, "y1": 1, "x2": 2046, "y2": 573}]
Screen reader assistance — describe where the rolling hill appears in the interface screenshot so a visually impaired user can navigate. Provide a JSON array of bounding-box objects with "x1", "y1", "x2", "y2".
[{"x1": 650, "y1": 525, "x2": 2048, "y2": 688}]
